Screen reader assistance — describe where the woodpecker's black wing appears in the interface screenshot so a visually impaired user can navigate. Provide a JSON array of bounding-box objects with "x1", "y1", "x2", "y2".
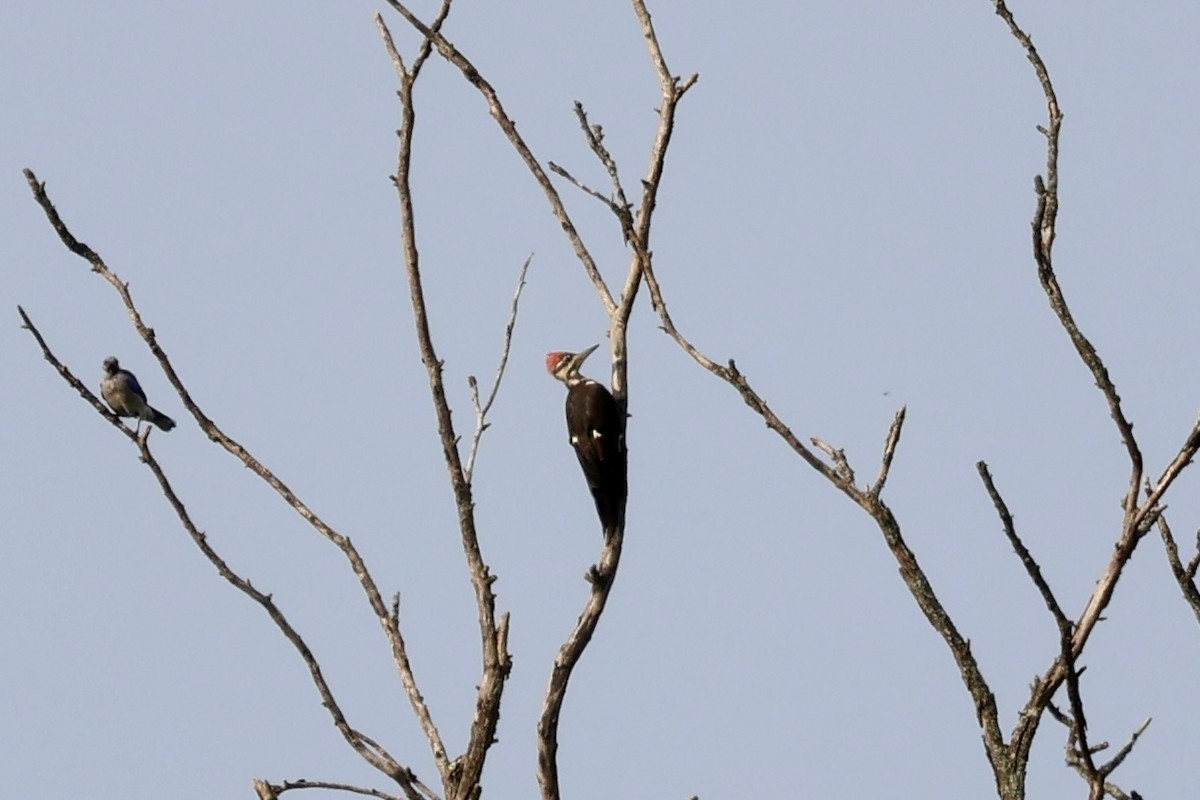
[{"x1": 565, "y1": 379, "x2": 627, "y2": 533}]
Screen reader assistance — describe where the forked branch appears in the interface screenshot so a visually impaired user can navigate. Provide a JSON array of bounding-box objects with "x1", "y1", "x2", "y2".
[
  {"x1": 1047, "y1": 706, "x2": 1151, "y2": 800},
  {"x1": 381, "y1": 3, "x2": 695, "y2": 799},
  {"x1": 18, "y1": 306, "x2": 430, "y2": 800},
  {"x1": 1151, "y1": 505, "x2": 1200, "y2": 627},
  {"x1": 990, "y1": 10, "x2": 1200, "y2": 787},
  {"x1": 634, "y1": 2, "x2": 1191, "y2": 797},
  {"x1": 643, "y1": 236, "x2": 1013, "y2": 787},
  {"x1": 384, "y1": 0, "x2": 615, "y2": 315},
  {"x1": 257, "y1": 777, "x2": 412, "y2": 800},
  {"x1": 21, "y1": 179, "x2": 442, "y2": 778},
  {"x1": 378, "y1": 10, "x2": 512, "y2": 797},
  {"x1": 464, "y1": 255, "x2": 533, "y2": 486}
]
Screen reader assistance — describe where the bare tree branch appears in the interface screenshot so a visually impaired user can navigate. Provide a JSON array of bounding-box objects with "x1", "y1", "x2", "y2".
[
  {"x1": 18, "y1": 307, "x2": 429, "y2": 800},
  {"x1": 409, "y1": 0, "x2": 454, "y2": 79},
  {"x1": 464, "y1": 254, "x2": 532, "y2": 485},
  {"x1": 384, "y1": 0, "x2": 616, "y2": 314},
  {"x1": 610, "y1": 0, "x2": 697, "y2": 401},
  {"x1": 1191, "y1": 533, "x2": 1200, "y2": 580},
  {"x1": 379, "y1": 13, "x2": 511, "y2": 798},
  {"x1": 546, "y1": 160, "x2": 621, "y2": 216},
  {"x1": 379, "y1": 5, "x2": 697, "y2": 799},
  {"x1": 1135, "y1": 413, "x2": 1200, "y2": 532},
  {"x1": 17, "y1": 304, "x2": 136, "y2": 436},
  {"x1": 641, "y1": 201, "x2": 1016, "y2": 780},
  {"x1": 1048, "y1": 708, "x2": 1150, "y2": 800},
  {"x1": 643, "y1": 235, "x2": 1016, "y2": 785},
  {"x1": 811, "y1": 435, "x2": 856, "y2": 486},
  {"x1": 570, "y1": 101, "x2": 631, "y2": 214},
  {"x1": 634, "y1": 0, "x2": 1200, "y2": 794},
  {"x1": 1100, "y1": 718, "x2": 1152, "y2": 784},
  {"x1": 536, "y1": 541, "x2": 625, "y2": 800},
  {"x1": 870, "y1": 407, "x2": 906, "y2": 497},
  {"x1": 1059, "y1": 651, "x2": 1097, "y2": 797},
  {"x1": 1151, "y1": 502, "x2": 1200, "y2": 626},
  {"x1": 548, "y1": 102, "x2": 636, "y2": 240},
  {"x1": 988, "y1": 10, "x2": 1162, "y2": 711},
  {"x1": 641, "y1": 5, "x2": 1186, "y2": 797},
  {"x1": 977, "y1": 462, "x2": 1065, "y2": 622},
  {"x1": 532, "y1": 5, "x2": 696, "y2": 798},
  {"x1": 30, "y1": 2, "x2": 1183, "y2": 798},
  {"x1": 977, "y1": 462, "x2": 1123, "y2": 796},
  {"x1": 24, "y1": 167, "x2": 451, "y2": 792},
  {"x1": 640, "y1": 268, "x2": 845, "y2": 486},
  {"x1": 992, "y1": 0, "x2": 1142, "y2": 523},
  {"x1": 264, "y1": 777, "x2": 420, "y2": 800},
  {"x1": 387, "y1": 591, "x2": 449, "y2": 794},
  {"x1": 984, "y1": 13, "x2": 1192, "y2": 788}
]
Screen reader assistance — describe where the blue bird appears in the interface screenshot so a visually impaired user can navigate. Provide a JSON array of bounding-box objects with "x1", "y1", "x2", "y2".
[{"x1": 100, "y1": 357, "x2": 176, "y2": 432}]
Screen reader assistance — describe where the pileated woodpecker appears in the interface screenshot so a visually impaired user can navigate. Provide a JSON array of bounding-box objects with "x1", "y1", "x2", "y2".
[{"x1": 546, "y1": 344, "x2": 627, "y2": 536}]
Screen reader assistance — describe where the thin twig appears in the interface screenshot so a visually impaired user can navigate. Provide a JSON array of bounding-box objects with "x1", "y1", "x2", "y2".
[
  {"x1": 1151, "y1": 500, "x2": 1200, "y2": 627},
  {"x1": 811, "y1": 437, "x2": 856, "y2": 485},
  {"x1": 268, "y1": 777, "x2": 427, "y2": 800},
  {"x1": 641, "y1": 258, "x2": 846, "y2": 484},
  {"x1": 546, "y1": 161, "x2": 624, "y2": 217},
  {"x1": 1135, "y1": 413, "x2": 1200, "y2": 532},
  {"x1": 1050, "y1": 701, "x2": 1101, "y2": 800},
  {"x1": 411, "y1": 0, "x2": 454, "y2": 79},
  {"x1": 464, "y1": 254, "x2": 532, "y2": 485},
  {"x1": 870, "y1": 407, "x2": 907, "y2": 497},
  {"x1": 1101, "y1": 718, "x2": 1152, "y2": 779},
  {"x1": 976, "y1": 462, "x2": 1064, "y2": 621},
  {"x1": 573, "y1": 101, "x2": 628, "y2": 208},
  {"x1": 1061, "y1": 648, "x2": 1097, "y2": 794},
  {"x1": 558, "y1": 102, "x2": 635, "y2": 240},
  {"x1": 1048, "y1": 707, "x2": 1150, "y2": 800}
]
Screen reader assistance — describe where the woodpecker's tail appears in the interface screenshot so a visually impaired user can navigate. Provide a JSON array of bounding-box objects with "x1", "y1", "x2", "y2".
[
  {"x1": 147, "y1": 406, "x2": 177, "y2": 432},
  {"x1": 593, "y1": 490, "x2": 626, "y2": 539}
]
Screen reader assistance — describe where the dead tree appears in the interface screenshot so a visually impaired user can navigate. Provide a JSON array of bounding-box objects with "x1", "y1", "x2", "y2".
[
  {"x1": 19, "y1": 2, "x2": 693, "y2": 800},
  {"x1": 18, "y1": 3, "x2": 1199, "y2": 800}
]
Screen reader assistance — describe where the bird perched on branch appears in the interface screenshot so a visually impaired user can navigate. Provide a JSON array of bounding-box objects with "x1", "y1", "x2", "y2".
[
  {"x1": 546, "y1": 345, "x2": 626, "y2": 536},
  {"x1": 101, "y1": 356, "x2": 176, "y2": 432}
]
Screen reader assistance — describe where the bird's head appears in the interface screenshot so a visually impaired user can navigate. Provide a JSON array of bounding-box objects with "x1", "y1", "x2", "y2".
[
  {"x1": 102, "y1": 356, "x2": 120, "y2": 375},
  {"x1": 545, "y1": 344, "x2": 599, "y2": 384}
]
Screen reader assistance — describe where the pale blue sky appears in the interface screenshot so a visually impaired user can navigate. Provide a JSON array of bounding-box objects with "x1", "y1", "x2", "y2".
[{"x1": 4, "y1": 2, "x2": 1199, "y2": 798}]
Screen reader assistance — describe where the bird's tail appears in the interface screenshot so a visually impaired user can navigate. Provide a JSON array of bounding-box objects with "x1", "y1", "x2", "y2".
[
  {"x1": 595, "y1": 492, "x2": 626, "y2": 540},
  {"x1": 148, "y1": 406, "x2": 177, "y2": 432}
]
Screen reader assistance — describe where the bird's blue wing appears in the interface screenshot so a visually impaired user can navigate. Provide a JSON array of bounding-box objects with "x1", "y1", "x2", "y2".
[{"x1": 123, "y1": 370, "x2": 148, "y2": 402}]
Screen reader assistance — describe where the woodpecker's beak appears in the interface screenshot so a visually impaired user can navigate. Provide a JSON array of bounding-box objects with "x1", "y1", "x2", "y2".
[{"x1": 575, "y1": 344, "x2": 600, "y2": 365}]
